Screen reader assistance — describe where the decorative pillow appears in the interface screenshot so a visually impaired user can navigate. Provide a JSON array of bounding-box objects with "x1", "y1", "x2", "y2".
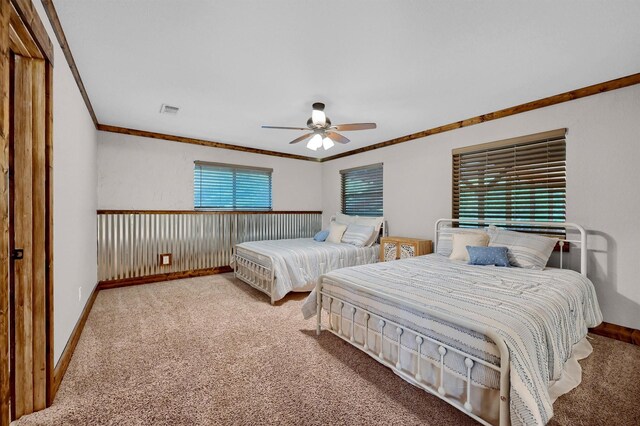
[
  {"x1": 436, "y1": 227, "x2": 488, "y2": 257},
  {"x1": 341, "y1": 224, "x2": 375, "y2": 247},
  {"x1": 313, "y1": 230, "x2": 329, "y2": 242},
  {"x1": 487, "y1": 225, "x2": 558, "y2": 270},
  {"x1": 467, "y1": 246, "x2": 510, "y2": 267},
  {"x1": 449, "y1": 232, "x2": 490, "y2": 261},
  {"x1": 335, "y1": 213, "x2": 384, "y2": 247},
  {"x1": 326, "y1": 222, "x2": 348, "y2": 244}
]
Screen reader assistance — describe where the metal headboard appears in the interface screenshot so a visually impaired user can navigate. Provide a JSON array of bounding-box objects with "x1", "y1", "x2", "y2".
[{"x1": 434, "y1": 218, "x2": 588, "y2": 276}]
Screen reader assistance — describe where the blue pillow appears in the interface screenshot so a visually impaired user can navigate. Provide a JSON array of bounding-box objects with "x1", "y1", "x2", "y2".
[
  {"x1": 314, "y1": 230, "x2": 329, "y2": 242},
  {"x1": 467, "y1": 246, "x2": 510, "y2": 267}
]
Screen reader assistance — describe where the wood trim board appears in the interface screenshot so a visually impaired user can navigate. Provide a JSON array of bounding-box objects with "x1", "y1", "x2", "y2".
[
  {"x1": 94, "y1": 72, "x2": 640, "y2": 163},
  {"x1": 96, "y1": 124, "x2": 321, "y2": 162},
  {"x1": 321, "y1": 73, "x2": 640, "y2": 162},
  {"x1": 0, "y1": 2, "x2": 11, "y2": 423},
  {"x1": 590, "y1": 322, "x2": 640, "y2": 346},
  {"x1": 97, "y1": 209, "x2": 322, "y2": 215},
  {"x1": 40, "y1": 0, "x2": 97, "y2": 126},
  {"x1": 52, "y1": 283, "x2": 97, "y2": 398},
  {"x1": 11, "y1": 0, "x2": 52, "y2": 63},
  {"x1": 97, "y1": 266, "x2": 233, "y2": 290},
  {"x1": 37, "y1": 0, "x2": 640, "y2": 163}
]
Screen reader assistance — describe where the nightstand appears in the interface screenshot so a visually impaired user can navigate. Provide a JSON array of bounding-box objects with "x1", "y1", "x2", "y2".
[{"x1": 380, "y1": 236, "x2": 433, "y2": 262}]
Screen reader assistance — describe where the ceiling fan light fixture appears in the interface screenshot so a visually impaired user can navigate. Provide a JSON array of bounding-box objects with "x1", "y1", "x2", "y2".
[
  {"x1": 322, "y1": 136, "x2": 334, "y2": 150},
  {"x1": 307, "y1": 133, "x2": 323, "y2": 151},
  {"x1": 311, "y1": 102, "x2": 326, "y2": 126},
  {"x1": 311, "y1": 109, "x2": 326, "y2": 126}
]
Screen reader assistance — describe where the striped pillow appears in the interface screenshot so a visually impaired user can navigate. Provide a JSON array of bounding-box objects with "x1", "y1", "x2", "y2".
[
  {"x1": 436, "y1": 227, "x2": 489, "y2": 256},
  {"x1": 487, "y1": 225, "x2": 557, "y2": 270},
  {"x1": 341, "y1": 224, "x2": 375, "y2": 247}
]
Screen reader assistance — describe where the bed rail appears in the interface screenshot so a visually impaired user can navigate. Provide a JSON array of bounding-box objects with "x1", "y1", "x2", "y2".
[{"x1": 434, "y1": 219, "x2": 588, "y2": 276}]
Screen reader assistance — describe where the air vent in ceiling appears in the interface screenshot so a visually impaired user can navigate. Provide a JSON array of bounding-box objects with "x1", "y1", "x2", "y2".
[{"x1": 160, "y1": 104, "x2": 180, "y2": 115}]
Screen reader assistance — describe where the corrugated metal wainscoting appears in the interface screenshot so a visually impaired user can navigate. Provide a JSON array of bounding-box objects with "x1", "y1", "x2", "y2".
[{"x1": 97, "y1": 211, "x2": 322, "y2": 283}]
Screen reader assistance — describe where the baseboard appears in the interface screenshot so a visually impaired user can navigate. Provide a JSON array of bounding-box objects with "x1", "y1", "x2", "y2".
[
  {"x1": 589, "y1": 322, "x2": 640, "y2": 346},
  {"x1": 52, "y1": 284, "x2": 99, "y2": 397},
  {"x1": 97, "y1": 266, "x2": 233, "y2": 290}
]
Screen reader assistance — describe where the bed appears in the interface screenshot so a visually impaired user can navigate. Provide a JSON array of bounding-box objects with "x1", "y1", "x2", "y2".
[
  {"x1": 233, "y1": 216, "x2": 385, "y2": 304},
  {"x1": 303, "y1": 219, "x2": 603, "y2": 426}
]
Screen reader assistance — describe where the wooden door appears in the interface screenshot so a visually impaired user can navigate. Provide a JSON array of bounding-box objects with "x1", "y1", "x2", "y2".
[
  {"x1": 1, "y1": 1, "x2": 54, "y2": 424},
  {"x1": 9, "y1": 53, "x2": 47, "y2": 419}
]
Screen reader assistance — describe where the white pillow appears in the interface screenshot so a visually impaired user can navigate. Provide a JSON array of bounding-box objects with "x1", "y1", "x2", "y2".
[
  {"x1": 341, "y1": 224, "x2": 375, "y2": 247},
  {"x1": 449, "y1": 232, "x2": 490, "y2": 261},
  {"x1": 326, "y1": 222, "x2": 348, "y2": 243},
  {"x1": 335, "y1": 213, "x2": 383, "y2": 247},
  {"x1": 437, "y1": 227, "x2": 488, "y2": 256},
  {"x1": 487, "y1": 225, "x2": 558, "y2": 270}
]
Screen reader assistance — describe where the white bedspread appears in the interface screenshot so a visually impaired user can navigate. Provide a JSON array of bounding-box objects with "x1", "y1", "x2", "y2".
[
  {"x1": 235, "y1": 238, "x2": 379, "y2": 301},
  {"x1": 302, "y1": 254, "x2": 602, "y2": 426}
]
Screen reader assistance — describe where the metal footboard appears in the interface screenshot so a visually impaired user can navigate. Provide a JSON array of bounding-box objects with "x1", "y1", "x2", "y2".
[
  {"x1": 315, "y1": 284, "x2": 511, "y2": 426},
  {"x1": 233, "y1": 247, "x2": 276, "y2": 304}
]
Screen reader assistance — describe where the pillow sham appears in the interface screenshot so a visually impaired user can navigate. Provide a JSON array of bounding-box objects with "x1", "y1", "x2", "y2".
[
  {"x1": 436, "y1": 227, "x2": 488, "y2": 257},
  {"x1": 467, "y1": 246, "x2": 510, "y2": 267},
  {"x1": 341, "y1": 224, "x2": 375, "y2": 247},
  {"x1": 449, "y1": 232, "x2": 490, "y2": 261},
  {"x1": 335, "y1": 213, "x2": 383, "y2": 247},
  {"x1": 313, "y1": 230, "x2": 329, "y2": 242},
  {"x1": 487, "y1": 225, "x2": 558, "y2": 270},
  {"x1": 326, "y1": 222, "x2": 348, "y2": 244}
]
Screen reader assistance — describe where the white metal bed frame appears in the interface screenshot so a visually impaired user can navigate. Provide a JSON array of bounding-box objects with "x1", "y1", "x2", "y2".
[
  {"x1": 234, "y1": 218, "x2": 387, "y2": 304},
  {"x1": 315, "y1": 218, "x2": 588, "y2": 426}
]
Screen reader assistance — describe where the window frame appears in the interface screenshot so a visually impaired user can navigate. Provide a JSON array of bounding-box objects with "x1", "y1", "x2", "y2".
[
  {"x1": 193, "y1": 161, "x2": 273, "y2": 211},
  {"x1": 340, "y1": 162, "x2": 384, "y2": 217}
]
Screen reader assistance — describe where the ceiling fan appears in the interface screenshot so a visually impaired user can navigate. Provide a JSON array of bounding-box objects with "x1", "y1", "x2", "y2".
[{"x1": 261, "y1": 102, "x2": 376, "y2": 151}]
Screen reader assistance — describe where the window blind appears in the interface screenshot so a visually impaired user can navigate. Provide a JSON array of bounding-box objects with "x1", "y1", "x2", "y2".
[
  {"x1": 340, "y1": 163, "x2": 383, "y2": 217},
  {"x1": 194, "y1": 162, "x2": 272, "y2": 211},
  {"x1": 452, "y1": 129, "x2": 566, "y2": 235}
]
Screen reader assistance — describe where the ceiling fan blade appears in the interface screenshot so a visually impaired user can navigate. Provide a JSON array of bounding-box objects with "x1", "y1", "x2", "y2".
[
  {"x1": 262, "y1": 125, "x2": 309, "y2": 131},
  {"x1": 326, "y1": 132, "x2": 350, "y2": 144},
  {"x1": 331, "y1": 123, "x2": 377, "y2": 131},
  {"x1": 289, "y1": 133, "x2": 314, "y2": 144}
]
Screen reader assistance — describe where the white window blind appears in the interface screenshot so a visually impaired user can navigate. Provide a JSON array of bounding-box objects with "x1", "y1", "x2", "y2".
[
  {"x1": 452, "y1": 129, "x2": 566, "y2": 235},
  {"x1": 340, "y1": 163, "x2": 383, "y2": 217},
  {"x1": 194, "y1": 162, "x2": 272, "y2": 211}
]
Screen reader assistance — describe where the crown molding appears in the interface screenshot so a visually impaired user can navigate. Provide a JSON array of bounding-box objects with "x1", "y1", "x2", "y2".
[
  {"x1": 97, "y1": 124, "x2": 321, "y2": 162},
  {"x1": 40, "y1": 1, "x2": 640, "y2": 163},
  {"x1": 41, "y1": 0, "x2": 98, "y2": 126},
  {"x1": 321, "y1": 72, "x2": 640, "y2": 162}
]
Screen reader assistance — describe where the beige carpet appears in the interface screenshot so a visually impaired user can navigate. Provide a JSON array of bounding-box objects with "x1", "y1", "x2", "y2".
[{"x1": 16, "y1": 274, "x2": 640, "y2": 426}]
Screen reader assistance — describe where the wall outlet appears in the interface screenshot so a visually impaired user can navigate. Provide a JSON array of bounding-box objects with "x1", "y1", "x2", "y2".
[
  {"x1": 78, "y1": 287, "x2": 82, "y2": 301},
  {"x1": 159, "y1": 253, "x2": 172, "y2": 266}
]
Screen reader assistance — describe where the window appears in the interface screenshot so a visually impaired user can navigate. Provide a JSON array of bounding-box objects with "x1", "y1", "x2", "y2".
[
  {"x1": 452, "y1": 129, "x2": 566, "y2": 235},
  {"x1": 340, "y1": 163, "x2": 383, "y2": 217},
  {"x1": 194, "y1": 161, "x2": 272, "y2": 211}
]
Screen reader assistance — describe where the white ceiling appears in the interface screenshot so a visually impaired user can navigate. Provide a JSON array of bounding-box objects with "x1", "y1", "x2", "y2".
[{"x1": 54, "y1": 0, "x2": 640, "y2": 159}]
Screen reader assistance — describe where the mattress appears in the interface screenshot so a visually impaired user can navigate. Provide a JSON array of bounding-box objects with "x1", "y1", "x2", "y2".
[
  {"x1": 302, "y1": 254, "x2": 602, "y2": 426},
  {"x1": 234, "y1": 238, "x2": 379, "y2": 301}
]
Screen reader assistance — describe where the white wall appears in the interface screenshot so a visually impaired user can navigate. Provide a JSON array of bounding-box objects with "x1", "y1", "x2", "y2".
[
  {"x1": 97, "y1": 132, "x2": 322, "y2": 211},
  {"x1": 34, "y1": 3, "x2": 99, "y2": 363},
  {"x1": 322, "y1": 84, "x2": 640, "y2": 330}
]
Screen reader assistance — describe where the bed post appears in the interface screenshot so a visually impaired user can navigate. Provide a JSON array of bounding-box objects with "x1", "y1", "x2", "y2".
[{"x1": 316, "y1": 281, "x2": 322, "y2": 335}]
